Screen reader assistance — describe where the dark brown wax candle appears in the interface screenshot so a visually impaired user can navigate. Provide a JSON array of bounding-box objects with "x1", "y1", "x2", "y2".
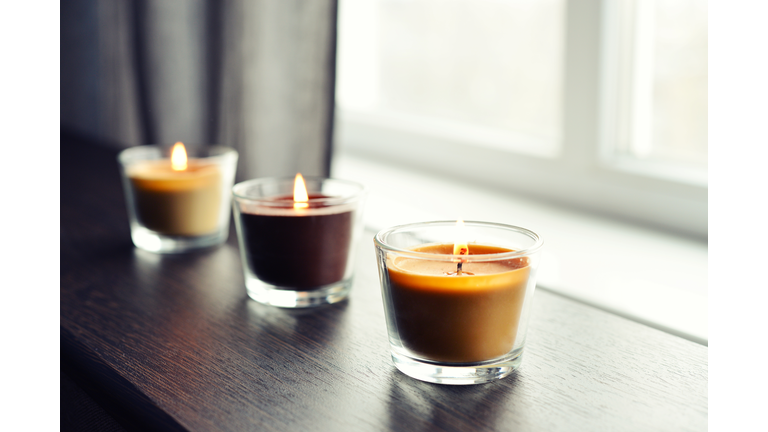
[{"x1": 239, "y1": 194, "x2": 353, "y2": 289}]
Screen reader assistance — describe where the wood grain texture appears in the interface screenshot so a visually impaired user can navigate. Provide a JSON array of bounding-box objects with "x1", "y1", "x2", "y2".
[{"x1": 61, "y1": 132, "x2": 707, "y2": 432}]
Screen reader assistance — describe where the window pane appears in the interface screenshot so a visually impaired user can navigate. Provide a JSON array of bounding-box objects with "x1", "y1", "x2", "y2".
[
  {"x1": 611, "y1": 0, "x2": 708, "y2": 168},
  {"x1": 651, "y1": 0, "x2": 708, "y2": 165},
  {"x1": 337, "y1": 0, "x2": 565, "y2": 154}
]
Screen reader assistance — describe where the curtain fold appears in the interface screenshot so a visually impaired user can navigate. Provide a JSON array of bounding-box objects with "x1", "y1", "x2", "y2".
[{"x1": 61, "y1": 0, "x2": 337, "y2": 180}]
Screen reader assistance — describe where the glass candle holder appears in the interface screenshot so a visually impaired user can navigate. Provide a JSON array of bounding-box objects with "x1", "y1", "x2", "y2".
[
  {"x1": 233, "y1": 177, "x2": 366, "y2": 308},
  {"x1": 118, "y1": 144, "x2": 238, "y2": 253},
  {"x1": 374, "y1": 221, "x2": 543, "y2": 385}
]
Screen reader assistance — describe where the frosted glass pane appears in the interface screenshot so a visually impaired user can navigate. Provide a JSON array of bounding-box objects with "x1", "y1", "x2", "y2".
[
  {"x1": 650, "y1": 0, "x2": 708, "y2": 165},
  {"x1": 337, "y1": 0, "x2": 564, "y2": 148}
]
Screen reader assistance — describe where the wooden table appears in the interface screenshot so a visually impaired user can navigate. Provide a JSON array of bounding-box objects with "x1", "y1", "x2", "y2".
[{"x1": 61, "y1": 132, "x2": 708, "y2": 431}]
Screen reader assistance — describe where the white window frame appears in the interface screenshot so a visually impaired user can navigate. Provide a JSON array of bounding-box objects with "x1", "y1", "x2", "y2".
[{"x1": 334, "y1": 0, "x2": 707, "y2": 240}]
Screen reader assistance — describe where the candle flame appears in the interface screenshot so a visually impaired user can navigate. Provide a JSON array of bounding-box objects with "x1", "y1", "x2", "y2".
[
  {"x1": 451, "y1": 219, "x2": 471, "y2": 275},
  {"x1": 453, "y1": 219, "x2": 469, "y2": 257},
  {"x1": 171, "y1": 142, "x2": 187, "y2": 171},
  {"x1": 293, "y1": 173, "x2": 309, "y2": 209}
]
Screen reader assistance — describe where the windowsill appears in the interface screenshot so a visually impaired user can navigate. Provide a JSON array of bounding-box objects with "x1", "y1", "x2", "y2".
[{"x1": 331, "y1": 152, "x2": 708, "y2": 345}]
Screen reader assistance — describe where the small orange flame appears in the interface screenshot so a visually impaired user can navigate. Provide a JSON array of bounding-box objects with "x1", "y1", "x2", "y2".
[
  {"x1": 450, "y1": 219, "x2": 472, "y2": 276},
  {"x1": 171, "y1": 142, "x2": 187, "y2": 171},
  {"x1": 293, "y1": 173, "x2": 309, "y2": 209},
  {"x1": 453, "y1": 219, "x2": 469, "y2": 257}
]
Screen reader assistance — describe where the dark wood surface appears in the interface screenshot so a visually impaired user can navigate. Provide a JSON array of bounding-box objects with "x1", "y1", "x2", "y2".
[{"x1": 61, "y1": 132, "x2": 708, "y2": 432}]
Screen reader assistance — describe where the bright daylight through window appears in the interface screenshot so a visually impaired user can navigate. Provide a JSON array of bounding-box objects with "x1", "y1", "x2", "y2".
[{"x1": 336, "y1": 0, "x2": 707, "y2": 239}]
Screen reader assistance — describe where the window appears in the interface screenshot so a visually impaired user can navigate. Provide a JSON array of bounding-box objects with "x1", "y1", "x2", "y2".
[
  {"x1": 337, "y1": 0, "x2": 564, "y2": 158},
  {"x1": 336, "y1": 0, "x2": 707, "y2": 239},
  {"x1": 601, "y1": 0, "x2": 708, "y2": 184}
]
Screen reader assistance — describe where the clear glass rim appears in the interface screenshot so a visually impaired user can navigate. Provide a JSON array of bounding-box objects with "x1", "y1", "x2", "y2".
[
  {"x1": 232, "y1": 176, "x2": 366, "y2": 207},
  {"x1": 374, "y1": 220, "x2": 543, "y2": 261},
  {"x1": 118, "y1": 144, "x2": 238, "y2": 165}
]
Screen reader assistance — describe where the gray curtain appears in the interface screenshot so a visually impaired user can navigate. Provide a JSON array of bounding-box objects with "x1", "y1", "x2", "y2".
[{"x1": 61, "y1": 0, "x2": 338, "y2": 181}]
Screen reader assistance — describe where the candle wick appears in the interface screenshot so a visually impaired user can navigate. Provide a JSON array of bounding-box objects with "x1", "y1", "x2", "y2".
[{"x1": 445, "y1": 264, "x2": 474, "y2": 276}]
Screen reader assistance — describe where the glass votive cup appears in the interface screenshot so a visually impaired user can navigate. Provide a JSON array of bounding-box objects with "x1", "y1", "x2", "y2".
[
  {"x1": 374, "y1": 221, "x2": 543, "y2": 385},
  {"x1": 118, "y1": 144, "x2": 238, "y2": 253},
  {"x1": 232, "y1": 176, "x2": 366, "y2": 308}
]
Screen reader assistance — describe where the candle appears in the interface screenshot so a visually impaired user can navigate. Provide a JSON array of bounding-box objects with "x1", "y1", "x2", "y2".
[
  {"x1": 387, "y1": 243, "x2": 530, "y2": 363},
  {"x1": 127, "y1": 143, "x2": 221, "y2": 236},
  {"x1": 374, "y1": 220, "x2": 543, "y2": 384},
  {"x1": 118, "y1": 143, "x2": 238, "y2": 253},
  {"x1": 233, "y1": 174, "x2": 366, "y2": 308},
  {"x1": 238, "y1": 192, "x2": 353, "y2": 288}
]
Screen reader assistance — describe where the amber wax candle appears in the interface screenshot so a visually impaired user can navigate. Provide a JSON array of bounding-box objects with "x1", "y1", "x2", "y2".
[
  {"x1": 374, "y1": 221, "x2": 543, "y2": 385},
  {"x1": 128, "y1": 156, "x2": 221, "y2": 236},
  {"x1": 118, "y1": 142, "x2": 238, "y2": 253},
  {"x1": 387, "y1": 243, "x2": 530, "y2": 363}
]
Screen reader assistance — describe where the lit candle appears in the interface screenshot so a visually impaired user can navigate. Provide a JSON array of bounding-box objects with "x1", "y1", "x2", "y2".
[
  {"x1": 233, "y1": 174, "x2": 366, "y2": 307},
  {"x1": 386, "y1": 242, "x2": 529, "y2": 363},
  {"x1": 126, "y1": 142, "x2": 221, "y2": 236},
  {"x1": 374, "y1": 220, "x2": 542, "y2": 384},
  {"x1": 118, "y1": 142, "x2": 238, "y2": 253}
]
